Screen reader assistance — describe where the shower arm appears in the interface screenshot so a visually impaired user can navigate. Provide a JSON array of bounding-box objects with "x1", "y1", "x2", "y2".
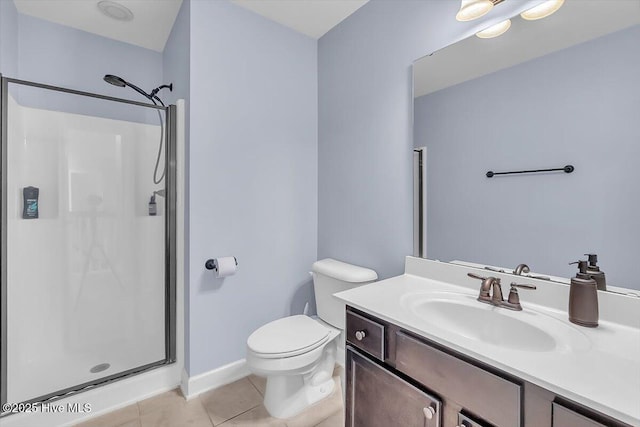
[
  {"x1": 103, "y1": 74, "x2": 172, "y2": 185},
  {"x1": 150, "y1": 84, "x2": 172, "y2": 99},
  {"x1": 122, "y1": 81, "x2": 154, "y2": 101},
  {"x1": 123, "y1": 82, "x2": 171, "y2": 107}
]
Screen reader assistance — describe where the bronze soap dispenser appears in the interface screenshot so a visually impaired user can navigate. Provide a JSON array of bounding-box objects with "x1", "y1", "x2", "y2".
[
  {"x1": 584, "y1": 253, "x2": 607, "y2": 291},
  {"x1": 568, "y1": 260, "x2": 599, "y2": 327}
]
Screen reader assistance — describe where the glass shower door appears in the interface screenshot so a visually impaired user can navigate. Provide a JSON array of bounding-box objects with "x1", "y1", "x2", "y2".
[{"x1": 1, "y1": 77, "x2": 175, "y2": 406}]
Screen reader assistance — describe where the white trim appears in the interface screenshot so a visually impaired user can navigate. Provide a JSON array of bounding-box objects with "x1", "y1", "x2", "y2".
[
  {"x1": 175, "y1": 99, "x2": 186, "y2": 380},
  {"x1": 180, "y1": 367, "x2": 190, "y2": 399},
  {"x1": 181, "y1": 359, "x2": 250, "y2": 400}
]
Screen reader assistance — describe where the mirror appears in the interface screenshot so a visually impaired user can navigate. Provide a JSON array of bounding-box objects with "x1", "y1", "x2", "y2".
[{"x1": 413, "y1": 1, "x2": 640, "y2": 291}]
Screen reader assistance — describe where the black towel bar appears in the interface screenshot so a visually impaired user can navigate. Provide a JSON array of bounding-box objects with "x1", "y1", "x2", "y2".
[{"x1": 486, "y1": 164, "x2": 574, "y2": 178}]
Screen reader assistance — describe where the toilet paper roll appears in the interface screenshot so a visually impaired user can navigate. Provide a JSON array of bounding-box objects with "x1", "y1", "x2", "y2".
[{"x1": 215, "y1": 256, "x2": 237, "y2": 278}]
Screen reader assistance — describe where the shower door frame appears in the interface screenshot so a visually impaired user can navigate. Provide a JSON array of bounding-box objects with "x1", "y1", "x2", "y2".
[{"x1": 0, "y1": 74, "x2": 177, "y2": 408}]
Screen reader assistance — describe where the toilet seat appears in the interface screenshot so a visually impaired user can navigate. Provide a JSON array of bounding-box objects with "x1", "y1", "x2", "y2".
[{"x1": 248, "y1": 315, "x2": 331, "y2": 359}]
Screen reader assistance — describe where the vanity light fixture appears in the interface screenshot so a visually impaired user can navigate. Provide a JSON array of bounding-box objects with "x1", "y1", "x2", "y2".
[
  {"x1": 520, "y1": 0, "x2": 565, "y2": 21},
  {"x1": 456, "y1": 0, "x2": 494, "y2": 22},
  {"x1": 476, "y1": 19, "x2": 511, "y2": 38}
]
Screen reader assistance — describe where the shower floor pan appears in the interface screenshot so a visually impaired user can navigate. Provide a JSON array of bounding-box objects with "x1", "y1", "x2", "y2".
[{"x1": 7, "y1": 339, "x2": 164, "y2": 404}]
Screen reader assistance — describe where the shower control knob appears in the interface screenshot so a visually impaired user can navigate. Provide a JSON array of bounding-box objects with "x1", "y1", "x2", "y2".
[{"x1": 355, "y1": 330, "x2": 366, "y2": 341}]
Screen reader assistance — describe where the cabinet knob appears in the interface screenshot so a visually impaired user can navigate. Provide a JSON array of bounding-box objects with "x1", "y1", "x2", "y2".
[
  {"x1": 355, "y1": 330, "x2": 367, "y2": 341},
  {"x1": 423, "y1": 406, "x2": 436, "y2": 420}
]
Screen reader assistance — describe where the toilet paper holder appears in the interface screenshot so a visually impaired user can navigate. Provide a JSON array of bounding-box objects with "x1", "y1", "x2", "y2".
[{"x1": 205, "y1": 257, "x2": 238, "y2": 271}]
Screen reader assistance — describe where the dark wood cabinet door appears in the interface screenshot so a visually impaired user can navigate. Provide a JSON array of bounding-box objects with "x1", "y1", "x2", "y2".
[
  {"x1": 552, "y1": 403, "x2": 607, "y2": 427},
  {"x1": 346, "y1": 346, "x2": 442, "y2": 427},
  {"x1": 394, "y1": 332, "x2": 522, "y2": 427}
]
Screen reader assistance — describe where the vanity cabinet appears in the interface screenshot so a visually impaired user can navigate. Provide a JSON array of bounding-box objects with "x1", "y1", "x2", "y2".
[
  {"x1": 346, "y1": 347, "x2": 441, "y2": 427},
  {"x1": 395, "y1": 331, "x2": 521, "y2": 427},
  {"x1": 345, "y1": 306, "x2": 632, "y2": 427},
  {"x1": 551, "y1": 403, "x2": 608, "y2": 427},
  {"x1": 346, "y1": 310, "x2": 385, "y2": 360}
]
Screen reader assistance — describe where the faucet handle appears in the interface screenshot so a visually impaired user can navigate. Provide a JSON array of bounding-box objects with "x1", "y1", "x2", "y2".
[
  {"x1": 524, "y1": 274, "x2": 551, "y2": 281},
  {"x1": 510, "y1": 283, "x2": 537, "y2": 290},
  {"x1": 467, "y1": 272, "x2": 488, "y2": 281},
  {"x1": 504, "y1": 282, "x2": 537, "y2": 311},
  {"x1": 468, "y1": 273, "x2": 496, "y2": 300}
]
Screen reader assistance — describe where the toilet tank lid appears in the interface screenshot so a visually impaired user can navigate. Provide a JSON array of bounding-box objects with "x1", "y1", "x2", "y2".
[{"x1": 312, "y1": 258, "x2": 378, "y2": 283}]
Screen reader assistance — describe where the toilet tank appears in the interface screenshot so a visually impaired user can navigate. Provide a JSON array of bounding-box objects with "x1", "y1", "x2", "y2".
[{"x1": 311, "y1": 258, "x2": 377, "y2": 329}]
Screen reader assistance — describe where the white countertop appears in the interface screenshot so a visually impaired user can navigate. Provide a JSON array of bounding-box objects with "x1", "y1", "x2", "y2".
[{"x1": 335, "y1": 259, "x2": 640, "y2": 426}]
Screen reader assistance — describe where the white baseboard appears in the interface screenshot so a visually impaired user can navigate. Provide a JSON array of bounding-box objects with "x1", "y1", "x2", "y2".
[
  {"x1": 181, "y1": 359, "x2": 250, "y2": 400},
  {"x1": 180, "y1": 367, "x2": 191, "y2": 400}
]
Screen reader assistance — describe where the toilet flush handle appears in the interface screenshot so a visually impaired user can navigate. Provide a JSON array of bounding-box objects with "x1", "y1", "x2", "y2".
[{"x1": 355, "y1": 330, "x2": 367, "y2": 341}]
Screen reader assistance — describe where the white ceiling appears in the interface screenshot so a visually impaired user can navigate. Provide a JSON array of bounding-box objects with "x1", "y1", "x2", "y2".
[
  {"x1": 231, "y1": 0, "x2": 369, "y2": 39},
  {"x1": 415, "y1": 0, "x2": 640, "y2": 98},
  {"x1": 13, "y1": 0, "x2": 183, "y2": 52}
]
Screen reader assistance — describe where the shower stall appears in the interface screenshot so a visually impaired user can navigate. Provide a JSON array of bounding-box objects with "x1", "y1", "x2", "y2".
[{"x1": 0, "y1": 75, "x2": 176, "y2": 408}]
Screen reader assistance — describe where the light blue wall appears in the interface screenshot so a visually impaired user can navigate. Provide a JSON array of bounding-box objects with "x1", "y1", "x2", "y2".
[
  {"x1": 163, "y1": 0, "x2": 190, "y2": 108},
  {"x1": 162, "y1": 0, "x2": 191, "y2": 372},
  {"x1": 0, "y1": 0, "x2": 19, "y2": 77},
  {"x1": 317, "y1": 0, "x2": 539, "y2": 280},
  {"x1": 415, "y1": 25, "x2": 640, "y2": 289},
  {"x1": 17, "y1": 13, "x2": 163, "y2": 101},
  {"x1": 188, "y1": 0, "x2": 317, "y2": 375},
  {"x1": 8, "y1": 13, "x2": 164, "y2": 125}
]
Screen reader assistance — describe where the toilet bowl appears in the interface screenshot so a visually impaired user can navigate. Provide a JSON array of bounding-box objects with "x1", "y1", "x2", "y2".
[
  {"x1": 247, "y1": 315, "x2": 340, "y2": 418},
  {"x1": 246, "y1": 258, "x2": 377, "y2": 419}
]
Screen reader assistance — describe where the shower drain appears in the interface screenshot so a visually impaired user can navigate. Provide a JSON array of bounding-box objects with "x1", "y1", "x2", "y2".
[{"x1": 90, "y1": 363, "x2": 111, "y2": 374}]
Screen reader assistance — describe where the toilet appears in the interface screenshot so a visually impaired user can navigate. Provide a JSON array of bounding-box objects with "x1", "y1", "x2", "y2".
[{"x1": 246, "y1": 258, "x2": 377, "y2": 419}]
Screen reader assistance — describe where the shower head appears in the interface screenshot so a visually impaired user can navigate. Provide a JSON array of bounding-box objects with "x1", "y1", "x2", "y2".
[
  {"x1": 104, "y1": 73, "x2": 173, "y2": 186},
  {"x1": 103, "y1": 74, "x2": 173, "y2": 105},
  {"x1": 104, "y1": 74, "x2": 126, "y2": 87},
  {"x1": 103, "y1": 73, "x2": 154, "y2": 101}
]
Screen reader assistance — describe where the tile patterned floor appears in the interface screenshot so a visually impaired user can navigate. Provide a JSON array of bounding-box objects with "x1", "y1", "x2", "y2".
[{"x1": 74, "y1": 372, "x2": 344, "y2": 427}]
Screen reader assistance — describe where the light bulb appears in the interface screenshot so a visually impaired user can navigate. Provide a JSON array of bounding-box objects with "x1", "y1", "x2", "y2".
[
  {"x1": 520, "y1": 0, "x2": 565, "y2": 21},
  {"x1": 456, "y1": 0, "x2": 494, "y2": 22},
  {"x1": 476, "y1": 19, "x2": 512, "y2": 39}
]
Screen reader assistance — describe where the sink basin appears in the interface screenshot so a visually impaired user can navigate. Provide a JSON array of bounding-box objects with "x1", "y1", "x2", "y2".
[{"x1": 402, "y1": 292, "x2": 590, "y2": 353}]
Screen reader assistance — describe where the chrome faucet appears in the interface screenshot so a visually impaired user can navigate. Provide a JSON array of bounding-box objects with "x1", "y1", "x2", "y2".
[
  {"x1": 513, "y1": 264, "x2": 530, "y2": 275},
  {"x1": 468, "y1": 273, "x2": 536, "y2": 311}
]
